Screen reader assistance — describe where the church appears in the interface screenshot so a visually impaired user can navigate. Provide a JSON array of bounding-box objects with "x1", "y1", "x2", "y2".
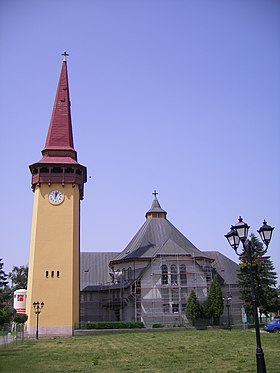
[
  {"x1": 26, "y1": 55, "x2": 241, "y2": 336},
  {"x1": 80, "y1": 192, "x2": 242, "y2": 327}
]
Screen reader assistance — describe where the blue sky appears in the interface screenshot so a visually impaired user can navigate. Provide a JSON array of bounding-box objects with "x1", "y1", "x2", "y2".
[{"x1": 0, "y1": 0, "x2": 279, "y2": 281}]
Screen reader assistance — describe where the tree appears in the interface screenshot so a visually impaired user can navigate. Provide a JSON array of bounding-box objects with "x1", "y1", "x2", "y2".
[
  {"x1": 186, "y1": 290, "x2": 202, "y2": 326},
  {"x1": 0, "y1": 305, "x2": 14, "y2": 328},
  {"x1": 8, "y1": 265, "x2": 28, "y2": 291},
  {"x1": 237, "y1": 234, "x2": 280, "y2": 320},
  {"x1": 0, "y1": 258, "x2": 9, "y2": 305},
  {"x1": 0, "y1": 259, "x2": 8, "y2": 288},
  {"x1": 13, "y1": 313, "x2": 28, "y2": 324},
  {"x1": 204, "y1": 275, "x2": 223, "y2": 325}
]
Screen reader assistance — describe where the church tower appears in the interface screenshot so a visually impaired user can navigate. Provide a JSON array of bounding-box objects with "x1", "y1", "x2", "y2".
[{"x1": 26, "y1": 53, "x2": 87, "y2": 336}]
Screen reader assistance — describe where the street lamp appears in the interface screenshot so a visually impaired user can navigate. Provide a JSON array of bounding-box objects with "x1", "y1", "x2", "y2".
[
  {"x1": 225, "y1": 217, "x2": 274, "y2": 373},
  {"x1": 223, "y1": 294, "x2": 232, "y2": 330},
  {"x1": 33, "y1": 301, "x2": 44, "y2": 340}
]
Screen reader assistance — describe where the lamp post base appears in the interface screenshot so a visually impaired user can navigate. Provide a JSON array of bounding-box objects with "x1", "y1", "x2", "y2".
[{"x1": 256, "y1": 347, "x2": 266, "y2": 373}]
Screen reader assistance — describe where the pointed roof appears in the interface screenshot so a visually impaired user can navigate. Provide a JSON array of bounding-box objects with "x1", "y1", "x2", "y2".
[
  {"x1": 145, "y1": 190, "x2": 167, "y2": 218},
  {"x1": 41, "y1": 57, "x2": 77, "y2": 162},
  {"x1": 111, "y1": 193, "x2": 212, "y2": 264},
  {"x1": 29, "y1": 54, "x2": 87, "y2": 198}
]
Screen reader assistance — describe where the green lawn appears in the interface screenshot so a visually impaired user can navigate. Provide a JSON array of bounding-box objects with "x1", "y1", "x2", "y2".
[{"x1": 0, "y1": 329, "x2": 279, "y2": 373}]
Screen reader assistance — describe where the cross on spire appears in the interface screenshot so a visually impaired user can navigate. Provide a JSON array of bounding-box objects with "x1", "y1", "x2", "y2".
[
  {"x1": 61, "y1": 50, "x2": 69, "y2": 62},
  {"x1": 152, "y1": 190, "x2": 158, "y2": 198}
]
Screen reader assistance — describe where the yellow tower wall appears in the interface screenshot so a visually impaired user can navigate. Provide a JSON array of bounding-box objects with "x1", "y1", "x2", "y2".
[{"x1": 26, "y1": 183, "x2": 80, "y2": 336}]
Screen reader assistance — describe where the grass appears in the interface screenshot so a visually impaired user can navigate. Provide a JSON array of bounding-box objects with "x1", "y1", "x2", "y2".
[{"x1": 0, "y1": 329, "x2": 279, "y2": 373}]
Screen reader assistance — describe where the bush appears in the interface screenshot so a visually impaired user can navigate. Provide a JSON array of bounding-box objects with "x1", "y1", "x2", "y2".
[
  {"x1": 186, "y1": 290, "x2": 202, "y2": 326},
  {"x1": 84, "y1": 321, "x2": 145, "y2": 330},
  {"x1": 152, "y1": 323, "x2": 164, "y2": 328},
  {"x1": 13, "y1": 313, "x2": 28, "y2": 324},
  {"x1": 0, "y1": 306, "x2": 14, "y2": 328}
]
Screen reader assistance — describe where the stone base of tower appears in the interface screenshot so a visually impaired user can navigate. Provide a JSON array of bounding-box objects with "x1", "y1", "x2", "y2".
[{"x1": 26, "y1": 325, "x2": 74, "y2": 337}]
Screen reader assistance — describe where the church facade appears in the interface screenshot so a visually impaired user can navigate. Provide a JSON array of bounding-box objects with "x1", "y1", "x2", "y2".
[{"x1": 80, "y1": 194, "x2": 242, "y2": 326}]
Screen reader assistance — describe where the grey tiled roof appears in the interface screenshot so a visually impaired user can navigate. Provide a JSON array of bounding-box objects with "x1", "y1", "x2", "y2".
[
  {"x1": 203, "y1": 251, "x2": 239, "y2": 285},
  {"x1": 111, "y1": 217, "x2": 212, "y2": 263},
  {"x1": 80, "y1": 250, "x2": 239, "y2": 291},
  {"x1": 145, "y1": 196, "x2": 167, "y2": 217},
  {"x1": 80, "y1": 252, "x2": 118, "y2": 290}
]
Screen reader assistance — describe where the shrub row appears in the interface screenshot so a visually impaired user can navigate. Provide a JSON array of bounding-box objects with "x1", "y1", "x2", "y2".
[{"x1": 82, "y1": 321, "x2": 145, "y2": 330}]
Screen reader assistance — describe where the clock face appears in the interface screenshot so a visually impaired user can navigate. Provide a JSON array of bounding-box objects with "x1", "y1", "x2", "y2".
[{"x1": 48, "y1": 190, "x2": 64, "y2": 205}]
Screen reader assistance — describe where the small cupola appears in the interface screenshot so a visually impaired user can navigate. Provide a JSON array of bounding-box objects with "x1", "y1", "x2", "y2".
[{"x1": 145, "y1": 191, "x2": 167, "y2": 219}]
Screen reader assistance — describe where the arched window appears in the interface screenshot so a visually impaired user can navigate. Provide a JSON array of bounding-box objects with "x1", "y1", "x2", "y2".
[
  {"x1": 170, "y1": 264, "x2": 178, "y2": 285},
  {"x1": 180, "y1": 264, "x2": 187, "y2": 285},
  {"x1": 161, "y1": 264, "x2": 168, "y2": 285},
  {"x1": 122, "y1": 268, "x2": 127, "y2": 281},
  {"x1": 128, "y1": 267, "x2": 132, "y2": 281}
]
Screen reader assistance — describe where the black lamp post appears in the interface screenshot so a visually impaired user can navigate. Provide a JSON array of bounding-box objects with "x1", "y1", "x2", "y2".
[
  {"x1": 223, "y1": 294, "x2": 232, "y2": 330},
  {"x1": 225, "y1": 217, "x2": 274, "y2": 373},
  {"x1": 33, "y1": 301, "x2": 44, "y2": 340}
]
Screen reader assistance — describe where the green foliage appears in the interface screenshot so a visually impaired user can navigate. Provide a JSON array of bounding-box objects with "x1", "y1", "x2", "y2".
[
  {"x1": 0, "y1": 258, "x2": 9, "y2": 305},
  {"x1": 237, "y1": 234, "x2": 280, "y2": 318},
  {"x1": 0, "y1": 305, "x2": 14, "y2": 328},
  {"x1": 13, "y1": 312, "x2": 28, "y2": 324},
  {"x1": 204, "y1": 275, "x2": 223, "y2": 325},
  {"x1": 186, "y1": 290, "x2": 202, "y2": 326},
  {"x1": 1, "y1": 261, "x2": 29, "y2": 329},
  {"x1": 84, "y1": 321, "x2": 145, "y2": 329},
  {"x1": 8, "y1": 265, "x2": 28, "y2": 291},
  {"x1": 0, "y1": 258, "x2": 13, "y2": 322},
  {"x1": 91, "y1": 354, "x2": 100, "y2": 366},
  {"x1": 152, "y1": 323, "x2": 164, "y2": 328}
]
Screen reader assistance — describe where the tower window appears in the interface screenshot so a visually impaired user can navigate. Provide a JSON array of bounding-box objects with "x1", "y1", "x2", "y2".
[
  {"x1": 51, "y1": 271, "x2": 54, "y2": 278},
  {"x1": 40, "y1": 167, "x2": 49, "y2": 173},
  {"x1": 46, "y1": 271, "x2": 49, "y2": 278},
  {"x1": 51, "y1": 167, "x2": 63, "y2": 173},
  {"x1": 57, "y1": 271, "x2": 60, "y2": 278},
  {"x1": 65, "y1": 168, "x2": 74, "y2": 174}
]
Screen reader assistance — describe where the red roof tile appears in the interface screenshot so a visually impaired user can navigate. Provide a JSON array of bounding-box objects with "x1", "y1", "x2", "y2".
[{"x1": 43, "y1": 61, "x2": 75, "y2": 152}]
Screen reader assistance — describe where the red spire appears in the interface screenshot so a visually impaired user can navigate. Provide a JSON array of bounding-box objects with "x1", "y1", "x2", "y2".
[
  {"x1": 42, "y1": 58, "x2": 76, "y2": 161},
  {"x1": 29, "y1": 54, "x2": 87, "y2": 198}
]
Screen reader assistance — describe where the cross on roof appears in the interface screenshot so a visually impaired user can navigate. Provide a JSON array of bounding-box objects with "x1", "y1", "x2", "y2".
[
  {"x1": 152, "y1": 190, "x2": 158, "y2": 198},
  {"x1": 61, "y1": 50, "x2": 69, "y2": 62}
]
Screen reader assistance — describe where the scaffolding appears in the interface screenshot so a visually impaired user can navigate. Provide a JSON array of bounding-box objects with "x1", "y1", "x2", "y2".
[
  {"x1": 129, "y1": 254, "x2": 213, "y2": 326},
  {"x1": 80, "y1": 254, "x2": 214, "y2": 326}
]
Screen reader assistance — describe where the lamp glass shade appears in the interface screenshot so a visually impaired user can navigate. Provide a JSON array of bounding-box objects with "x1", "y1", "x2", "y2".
[
  {"x1": 225, "y1": 228, "x2": 240, "y2": 249},
  {"x1": 258, "y1": 220, "x2": 274, "y2": 246},
  {"x1": 234, "y1": 216, "x2": 250, "y2": 241}
]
